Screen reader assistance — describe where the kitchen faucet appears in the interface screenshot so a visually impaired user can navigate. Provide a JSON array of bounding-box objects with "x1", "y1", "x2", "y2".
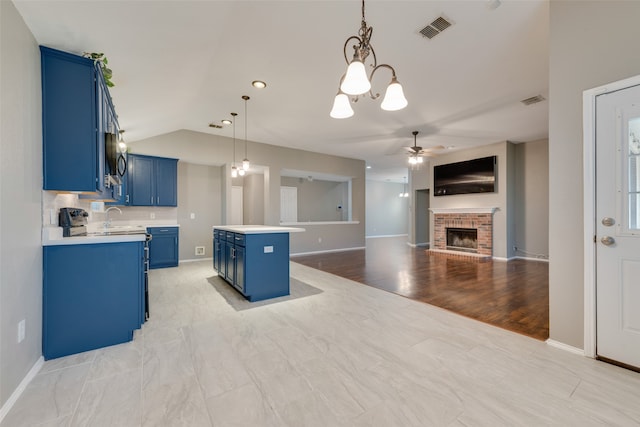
[{"x1": 104, "y1": 206, "x2": 122, "y2": 228}]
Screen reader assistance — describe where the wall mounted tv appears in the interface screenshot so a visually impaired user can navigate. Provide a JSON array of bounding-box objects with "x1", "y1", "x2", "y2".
[{"x1": 433, "y1": 155, "x2": 497, "y2": 196}]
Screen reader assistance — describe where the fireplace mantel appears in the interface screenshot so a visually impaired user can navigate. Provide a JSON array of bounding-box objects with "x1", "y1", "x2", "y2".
[{"x1": 429, "y1": 207, "x2": 498, "y2": 215}]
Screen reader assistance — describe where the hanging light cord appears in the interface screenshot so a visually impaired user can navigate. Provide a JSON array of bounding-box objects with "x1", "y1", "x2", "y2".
[{"x1": 244, "y1": 98, "x2": 248, "y2": 158}]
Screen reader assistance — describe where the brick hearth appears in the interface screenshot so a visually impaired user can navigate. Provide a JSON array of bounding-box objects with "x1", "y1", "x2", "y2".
[{"x1": 431, "y1": 209, "x2": 495, "y2": 256}]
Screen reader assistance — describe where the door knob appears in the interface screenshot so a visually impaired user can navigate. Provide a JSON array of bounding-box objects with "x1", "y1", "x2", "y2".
[
  {"x1": 601, "y1": 217, "x2": 615, "y2": 227},
  {"x1": 600, "y1": 236, "x2": 616, "y2": 246}
]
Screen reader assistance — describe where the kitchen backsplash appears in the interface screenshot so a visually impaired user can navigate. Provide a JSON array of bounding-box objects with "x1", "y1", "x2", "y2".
[{"x1": 43, "y1": 191, "x2": 178, "y2": 226}]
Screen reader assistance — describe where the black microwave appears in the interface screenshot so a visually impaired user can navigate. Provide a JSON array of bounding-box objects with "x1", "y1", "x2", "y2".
[{"x1": 105, "y1": 132, "x2": 126, "y2": 181}]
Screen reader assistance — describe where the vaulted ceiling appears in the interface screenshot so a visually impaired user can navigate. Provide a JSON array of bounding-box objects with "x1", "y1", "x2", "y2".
[{"x1": 14, "y1": 0, "x2": 549, "y2": 182}]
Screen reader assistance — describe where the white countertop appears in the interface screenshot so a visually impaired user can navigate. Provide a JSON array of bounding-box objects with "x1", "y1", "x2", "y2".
[
  {"x1": 43, "y1": 232, "x2": 146, "y2": 246},
  {"x1": 213, "y1": 225, "x2": 305, "y2": 234}
]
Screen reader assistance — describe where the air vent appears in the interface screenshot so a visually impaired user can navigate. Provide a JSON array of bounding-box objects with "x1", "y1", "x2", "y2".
[
  {"x1": 520, "y1": 95, "x2": 546, "y2": 106},
  {"x1": 209, "y1": 123, "x2": 223, "y2": 129},
  {"x1": 419, "y1": 16, "x2": 453, "y2": 39}
]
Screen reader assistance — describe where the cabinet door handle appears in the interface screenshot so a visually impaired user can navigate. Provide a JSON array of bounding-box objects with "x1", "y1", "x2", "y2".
[
  {"x1": 151, "y1": 196, "x2": 153, "y2": 204},
  {"x1": 125, "y1": 194, "x2": 129, "y2": 203},
  {"x1": 157, "y1": 196, "x2": 160, "y2": 204}
]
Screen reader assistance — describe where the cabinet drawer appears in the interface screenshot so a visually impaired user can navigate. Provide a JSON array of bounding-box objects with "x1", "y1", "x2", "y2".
[
  {"x1": 226, "y1": 231, "x2": 235, "y2": 241},
  {"x1": 148, "y1": 227, "x2": 178, "y2": 235},
  {"x1": 234, "y1": 233, "x2": 245, "y2": 247}
]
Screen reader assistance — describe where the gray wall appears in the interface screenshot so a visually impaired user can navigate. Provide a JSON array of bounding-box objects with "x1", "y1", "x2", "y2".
[
  {"x1": 281, "y1": 177, "x2": 348, "y2": 222},
  {"x1": 365, "y1": 180, "x2": 408, "y2": 237},
  {"x1": 177, "y1": 162, "x2": 221, "y2": 261},
  {"x1": 243, "y1": 173, "x2": 264, "y2": 225},
  {"x1": 0, "y1": 0, "x2": 43, "y2": 408},
  {"x1": 130, "y1": 129, "x2": 366, "y2": 254},
  {"x1": 408, "y1": 166, "x2": 430, "y2": 245},
  {"x1": 549, "y1": 1, "x2": 640, "y2": 349},
  {"x1": 514, "y1": 139, "x2": 549, "y2": 258}
]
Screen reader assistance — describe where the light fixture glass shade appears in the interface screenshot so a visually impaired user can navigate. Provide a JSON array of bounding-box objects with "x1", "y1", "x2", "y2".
[
  {"x1": 231, "y1": 166, "x2": 238, "y2": 178},
  {"x1": 341, "y1": 60, "x2": 371, "y2": 95},
  {"x1": 417, "y1": 156, "x2": 424, "y2": 164},
  {"x1": 330, "y1": 93, "x2": 354, "y2": 119},
  {"x1": 242, "y1": 159, "x2": 250, "y2": 170},
  {"x1": 238, "y1": 168, "x2": 245, "y2": 176},
  {"x1": 408, "y1": 156, "x2": 417, "y2": 165},
  {"x1": 380, "y1": 78, "x2": 408, "y2": 111},
  {"x1": 118, "y1": 142, "x2": 127, "y2": 152}
]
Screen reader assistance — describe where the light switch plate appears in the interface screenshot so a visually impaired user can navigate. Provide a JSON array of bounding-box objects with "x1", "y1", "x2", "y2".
[{"x1": 264, "y1": 246, "x2": 274, "y2": 253}]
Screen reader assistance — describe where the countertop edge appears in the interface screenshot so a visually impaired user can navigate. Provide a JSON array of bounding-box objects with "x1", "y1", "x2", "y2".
[{"x1": 213, "y1": 225, "x2": 305, "y2": 234}]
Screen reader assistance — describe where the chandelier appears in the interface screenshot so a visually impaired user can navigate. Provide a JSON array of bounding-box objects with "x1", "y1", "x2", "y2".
[{"x1": 330, "y1": 0, "x2": 408, "y2": 119}]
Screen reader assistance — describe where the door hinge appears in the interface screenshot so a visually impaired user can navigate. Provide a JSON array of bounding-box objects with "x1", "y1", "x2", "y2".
[{"x1": 594, "y1": 235, "x2": 597, "y2": 243}]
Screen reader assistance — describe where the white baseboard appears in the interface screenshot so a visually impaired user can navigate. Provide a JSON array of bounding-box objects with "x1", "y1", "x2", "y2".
[
  {"x1": 546, "y1": 339, "x2": 586, "y2": 356},
  {"x1": 512, "y1": 256, "x2": 550, "y2": 263},
  {"x1": 365, "y1": 234, "x2": 408, "y2": 239},
  {"x1": 0, "y1": 356, "x2": 44, "y2": 423},
  {"x1": 179, "y1": 257, "x2": 213, "y2": 264},
  {"x1": 407, "y1": 242, "x2": 430, "y2": 248},
  {"x1": 290, "y1": 246, "x2": 365, "y2": 256}
]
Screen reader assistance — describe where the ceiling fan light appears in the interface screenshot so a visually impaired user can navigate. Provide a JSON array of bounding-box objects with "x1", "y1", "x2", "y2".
[
  {"x1": 341, "y1": 60, "x2": 371, "y2": 95},
  {"x1": 380, "y1": 77, "x2": 408, "y2": 111},
  {"x1": 408, "y1": 156, "x2": 416, "y2": 165},
  {"x1": 417, "y1": 156, "x2": 424, "y2": 164},
  {"x1": 330, "y1": 92, "x2": 354, "y2": 119}
]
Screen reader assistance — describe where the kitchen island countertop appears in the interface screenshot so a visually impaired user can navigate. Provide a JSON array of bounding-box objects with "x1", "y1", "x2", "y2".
[{"x1": 213, "y1": 225, "x2": 305, "y2": 234}]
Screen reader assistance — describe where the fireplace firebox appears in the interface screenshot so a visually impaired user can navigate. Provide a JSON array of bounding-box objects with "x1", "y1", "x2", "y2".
[{"x1": 446, "y1": 227, "x2": 478, "y2": 253}]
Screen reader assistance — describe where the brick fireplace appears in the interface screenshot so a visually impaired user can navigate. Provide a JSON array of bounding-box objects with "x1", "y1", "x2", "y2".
[{"x1": 429, "y1": 208, "x2": 497, "y2": 258}]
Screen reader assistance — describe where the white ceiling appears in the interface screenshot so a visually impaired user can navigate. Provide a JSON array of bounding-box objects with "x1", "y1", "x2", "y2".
[{"x1": 13, "y1": 0, "x2": 549, "y2": 183}]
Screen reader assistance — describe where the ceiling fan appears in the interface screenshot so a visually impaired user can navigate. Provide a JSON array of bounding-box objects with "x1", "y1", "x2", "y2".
[{"x1": 404, "y1": 131, "x2": 444, "y2": 164}]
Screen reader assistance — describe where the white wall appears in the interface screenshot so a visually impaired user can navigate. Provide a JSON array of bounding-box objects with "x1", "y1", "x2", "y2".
[
  {"x1": 548, "y1": 1, "x2": 640, "y2": 349},
  {"x1": 365, "y1": 180, "x2": 408, "y2": 237},
  {"x1": 0, "y1": 0, "x2": 43, "y2": 409}
]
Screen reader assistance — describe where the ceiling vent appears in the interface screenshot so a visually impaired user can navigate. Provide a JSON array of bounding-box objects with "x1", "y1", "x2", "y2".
[
  {"x1": 419, "y1": 16, "x2": 453, "y2": 39},
  {"x1": 520, "y1": 95, "x2": 546, "y2": 106},
  {"x1": 208, "y1": 123, "x2": 223, "y2": 129}
]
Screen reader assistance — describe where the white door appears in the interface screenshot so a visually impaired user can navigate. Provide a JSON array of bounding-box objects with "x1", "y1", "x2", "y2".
[
  {"x1": 280, "y1": 186, "x2": 297, "y2": 223},
  {"x1": 231, "y1": 186, "x2": 243, "y2": 225},
  {"x1": 596, "y1": 84, "x2": 640, "y2": 368}
]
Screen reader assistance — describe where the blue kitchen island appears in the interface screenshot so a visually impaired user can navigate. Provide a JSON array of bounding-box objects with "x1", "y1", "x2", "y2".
[{"x1": 213, "y1": 225, "x2": 304, "y2": 302}]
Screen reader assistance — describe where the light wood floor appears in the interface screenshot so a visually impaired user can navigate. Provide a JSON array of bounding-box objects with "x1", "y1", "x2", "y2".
[{"x1": 292, "y1": 236, "x2": 549, "y2": 340}]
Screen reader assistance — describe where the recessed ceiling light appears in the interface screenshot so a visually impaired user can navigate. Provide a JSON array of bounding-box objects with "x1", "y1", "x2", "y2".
[
  {"x1": 446, "y1": 145, "x2": 455, "y2": 150},
  {"x1": 252, "y1": 80, "x2": 267, "y2": 89},
  {"x1": 366, "y1": 166, "x2": 372, "y2": 169},
  {"x1": 221, "y1": 119, "x2": 232, "y2": 125}
]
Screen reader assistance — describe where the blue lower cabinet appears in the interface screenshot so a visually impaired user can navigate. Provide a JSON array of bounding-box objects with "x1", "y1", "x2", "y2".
[
  {"x1": 43, "y1": 242, "x2": 144, "y2": 360},
  {"x1": 147, "y1": 227, "x2": 179, "y2": 268},
  {"x1": 213, "y1": 230, "x2": 289, "y2": 302}
]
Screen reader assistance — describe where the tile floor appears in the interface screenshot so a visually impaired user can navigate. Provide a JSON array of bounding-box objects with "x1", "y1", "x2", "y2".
[{"x1": 3, "y1": 260, "x2": 640, "y2": 426}]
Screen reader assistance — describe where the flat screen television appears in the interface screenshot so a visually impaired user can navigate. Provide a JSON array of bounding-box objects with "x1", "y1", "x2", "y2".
[{"x1": 433, "y1": 155, "x2": 497, "y2": 196}]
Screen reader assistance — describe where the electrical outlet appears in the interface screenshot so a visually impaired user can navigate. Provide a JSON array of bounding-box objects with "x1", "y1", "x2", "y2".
[
  {"x1": 195, "y1": 246, "x2": 205, "y2": 256},
  {"x1": 150, "y1": 213, "x2": 156, "y2": 219},
  {"x1": 18, "y1": 319, "x2": 25, "y2": 343}
]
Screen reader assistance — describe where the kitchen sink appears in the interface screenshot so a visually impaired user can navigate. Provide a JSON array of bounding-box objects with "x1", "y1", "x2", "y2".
[{"x1": 87, "y1": 225, "x2": 147, "y2": 236}]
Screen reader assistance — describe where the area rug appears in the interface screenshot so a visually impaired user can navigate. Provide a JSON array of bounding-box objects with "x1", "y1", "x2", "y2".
[{"x1": 207, "y1": 275, "x2": 323, "y2": 311}]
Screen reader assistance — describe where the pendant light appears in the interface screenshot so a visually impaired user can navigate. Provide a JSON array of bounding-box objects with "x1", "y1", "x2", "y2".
[
  {"x1": 230, "y1": 112, "x2": 238, "y2": 178},
  {"x1": 330, "y1": 0, "x2": 407, "y2": 119},
  {"x1": 399, "y1": 176, "x2": 409, "y2": 198},
  {"x1": 241, "y1": 95, "x2": 250, "y2": 172}
]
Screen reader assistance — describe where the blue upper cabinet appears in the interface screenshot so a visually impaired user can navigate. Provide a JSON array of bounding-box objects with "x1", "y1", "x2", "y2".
[
  {"x1": 41, "y1": 46, "x2": 118, "y2": 197},
  {"x1": 127, "y1": 154, "x2": 178, "y2": 207},
  {"x1": 155, "y1": 157, "x2": 178, "y2": 206}
]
